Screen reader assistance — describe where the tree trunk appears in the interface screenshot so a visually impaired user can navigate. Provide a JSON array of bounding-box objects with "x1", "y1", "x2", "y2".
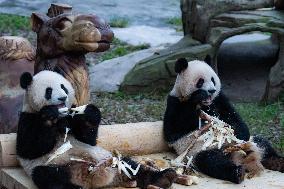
[
  {"x1": 262, "y1": 34, "x2": 284, "y2": 102},
  {"x1": 275, "y1": 0, "x2": 284, "y2": 10}
]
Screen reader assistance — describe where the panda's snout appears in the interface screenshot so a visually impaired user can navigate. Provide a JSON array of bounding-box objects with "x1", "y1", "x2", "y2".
[
  {"x1": 208, "y1": 89, "x2": 216, "y2": 94},
  {"x1": 58, "y1": 96, "x2": 67, "y2": 102}
]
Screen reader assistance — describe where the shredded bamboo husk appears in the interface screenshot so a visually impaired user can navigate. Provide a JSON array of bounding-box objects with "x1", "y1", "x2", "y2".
[
  {"x1": 58, "y1": 104, "x2": 88, "y2": 117},
  {"x1": 45, "y1": 141, "x2": 73, "y2": 164},
  {"x1": 112, "y1": 150, "x2": 140, "y2": 179},
  {"x1": 198, "y1": 111, "x2": 244, "y2": 150},
  {"x1": 171, "y1": 111, "x2": 244, "y2": 169}
]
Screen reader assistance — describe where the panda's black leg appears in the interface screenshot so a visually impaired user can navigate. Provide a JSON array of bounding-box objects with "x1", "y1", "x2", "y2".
[
  {"x1": 194, "y1": 149, "x2": 245, "y2": 184},
  {"x1": 32, "y1": 165, "x2": 82, "y2": 189},
  {"x1": 252, "y1": 136, "x2": 284, "y2": 172},
  {"x1": 71, "y1": 104, "x2": 101, "y2": 146}
]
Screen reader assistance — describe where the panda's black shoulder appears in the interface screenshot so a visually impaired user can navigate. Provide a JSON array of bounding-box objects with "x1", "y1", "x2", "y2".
[
  {"x1": 164, "y1": 95, "x2": 200, "y2": 143},
  {"x1": 167, "y1": 95, "x2": 181, "y2": 106},
  {"x1": 17, "y1": 112, "x2": 40, "y2": 129},
  {"x1": 213, "y1": 92, "x2": 230, "y2": 104},
  {"x1": 164, "y1": 95, "x2": 179, "y2": 121},
  {"x1": 210, "y1": 92, "x2": 234, "y2": 114},
  {"x1": 16, "y1": 112, "x2": 59, "y2": 159}
]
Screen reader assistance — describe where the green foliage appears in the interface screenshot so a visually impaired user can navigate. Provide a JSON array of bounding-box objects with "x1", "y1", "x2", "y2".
[
  {"x1": 166, "y1": 17, "x2": 182, "y2": 26},
  {"x1": 235, "y1": 102, "x2": 284, "y2": 153},
  {"x1": 109, "y1": 17, "x2": 130, "y2": 28},
  {"x1": 235, "y1": 102, "x2": 283, "y2": 127},
  {"x1": 100, "y1": 38, "x2": 150, "y2": 61},
  {"x1": 0, "y1": 13, "x2": 30, "y2": 34},
  {"x1": 166, "y1": 16, "x2": 183, "y2": 32}
]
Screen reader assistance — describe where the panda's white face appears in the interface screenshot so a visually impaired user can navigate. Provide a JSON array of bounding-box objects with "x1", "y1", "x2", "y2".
[
  {"x1": 23, "y1": 71, "x2": 75, "y2": 112},
  {"x1": 171, "y1": 60, "x2": 221, "y2": 106}
]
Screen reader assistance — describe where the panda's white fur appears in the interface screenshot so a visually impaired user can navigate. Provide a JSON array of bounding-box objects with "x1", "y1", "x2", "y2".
[
  {"x1": 22, "y1": 70, "x2": 75, "y2": 113},
  {"x1": 18, "y1": 134, "x2": 113, "y2": 172},
  {"x1": 170, "y1": 60, "x2": 221, "y2": 105}
]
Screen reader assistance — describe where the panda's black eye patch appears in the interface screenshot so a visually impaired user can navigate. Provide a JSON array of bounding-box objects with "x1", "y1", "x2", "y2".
[
  {"x1": 61, "y1": 84, "x2": 69, "y2": 94},
  {"x1": 196, "y1": 78, "x2": 204, "y2": 88},
  {"x1": 45, "y1": 87, "x2": 52, "y2": 100},
  {"x1": 211, "y1": 77, "x2": 216, "y2": 86}
]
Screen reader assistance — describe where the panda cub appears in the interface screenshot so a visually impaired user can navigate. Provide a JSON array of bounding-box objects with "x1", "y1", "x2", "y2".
[
  {"x1": 17, "y1": 70, "x2": 177, "y2": 189},
  {"x1": 164, "y1": 58, "x2": 284, "y2": 184}
]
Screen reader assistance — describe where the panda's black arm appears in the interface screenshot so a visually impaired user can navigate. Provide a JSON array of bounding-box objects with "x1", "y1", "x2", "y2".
[
  {"x1": 16, "y1": 110, "x2": 61, "y2": 159},
  {"x1": 214, "y1": 92, "x2": 250, "y2": 141},
  {"x1": 70, "y1": 104, "x2": 101, "y2": 146},
  {"x1": 163, "y1": 95, "x2": 199, "y2": 143}
]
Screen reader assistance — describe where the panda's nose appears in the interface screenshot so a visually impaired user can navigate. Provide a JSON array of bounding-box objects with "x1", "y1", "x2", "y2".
[
  {"x1": 58, "y1": 96, "x2": 67, "y2": 102},
  {"x1": 208, "y1": 89, "x2": 216, "y2": 94}
]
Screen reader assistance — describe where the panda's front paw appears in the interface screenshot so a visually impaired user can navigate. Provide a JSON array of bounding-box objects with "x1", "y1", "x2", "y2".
[
  {"x1": 190, "y1": 90, "x2": 208, "y2": 105},
  {"x1": 84, "y1": 104, "x2": 101, "y2": 125},
  {"x1": 40, "y1": 105, "x2": 59, "y2": 124},
  {"x1": 72, "y1": 104, "x2": 101, "y2": 126}
]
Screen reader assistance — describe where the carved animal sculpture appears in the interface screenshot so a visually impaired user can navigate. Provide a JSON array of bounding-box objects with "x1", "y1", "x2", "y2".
[{"x1": 32, "y1": 3, "x2": 114, "y2": 105}]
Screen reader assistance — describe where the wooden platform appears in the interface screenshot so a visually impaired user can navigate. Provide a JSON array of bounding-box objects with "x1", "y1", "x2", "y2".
[
  {"x1": 0, "y1": 130, "x2": 284, "y2": 188},
  {"x1": 0, "y1": 168, "x2": 36, "y2": 189},
  {"x1": 1, "y1": 154, "x2": 284, "y2": 189}
]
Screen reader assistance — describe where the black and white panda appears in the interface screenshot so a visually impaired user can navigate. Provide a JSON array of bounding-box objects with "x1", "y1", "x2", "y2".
[
  {"x1": 17, "y1": 70, "x2": 178, "y2": 189},
  {"x1": 164, "y1": 58, "x2": 284, "y2": 184}
]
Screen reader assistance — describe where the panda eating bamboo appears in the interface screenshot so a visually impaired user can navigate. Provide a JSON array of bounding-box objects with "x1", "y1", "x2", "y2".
[{"x1": 163, "y1": 58, "x2": 284, "y2": 184}]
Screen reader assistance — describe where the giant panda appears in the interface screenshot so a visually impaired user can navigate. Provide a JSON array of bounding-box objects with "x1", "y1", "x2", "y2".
[
  {"x1": 163, "y1": 58, "x2": 284, "y2": 184},
  {"x1": 17, "y1": 70, "x2": 178, "y2": 189}
]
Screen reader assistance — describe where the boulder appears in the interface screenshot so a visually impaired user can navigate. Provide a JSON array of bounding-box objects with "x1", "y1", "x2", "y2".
[
  {"x1": 120, "y1": 36, "x2": 213, "y2": 93},
  {"x1": 89, "y1": 47, "x2": 164, "y2": 92}
]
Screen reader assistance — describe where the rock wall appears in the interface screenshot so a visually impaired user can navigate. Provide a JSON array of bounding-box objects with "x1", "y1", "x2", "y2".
[{"x1": 181, "y1": 0, "x2": 274, "y2": 42}]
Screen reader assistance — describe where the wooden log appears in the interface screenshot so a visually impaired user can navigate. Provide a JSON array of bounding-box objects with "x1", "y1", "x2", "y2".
[
  {"x1": 97, "y1": 121, "x2": 168, "y2": 155},
  {"x1": 0, "y1": 122, "x2": 169, "y2": 167}
]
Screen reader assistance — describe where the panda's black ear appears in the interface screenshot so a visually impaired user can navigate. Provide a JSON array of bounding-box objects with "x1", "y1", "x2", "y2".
[
  {"x1": 175, "y1": 58, "x2": 188, "y2": 73},
  {"x1": 20, "y1": 72, "x2": 33, "y2": 89}
]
